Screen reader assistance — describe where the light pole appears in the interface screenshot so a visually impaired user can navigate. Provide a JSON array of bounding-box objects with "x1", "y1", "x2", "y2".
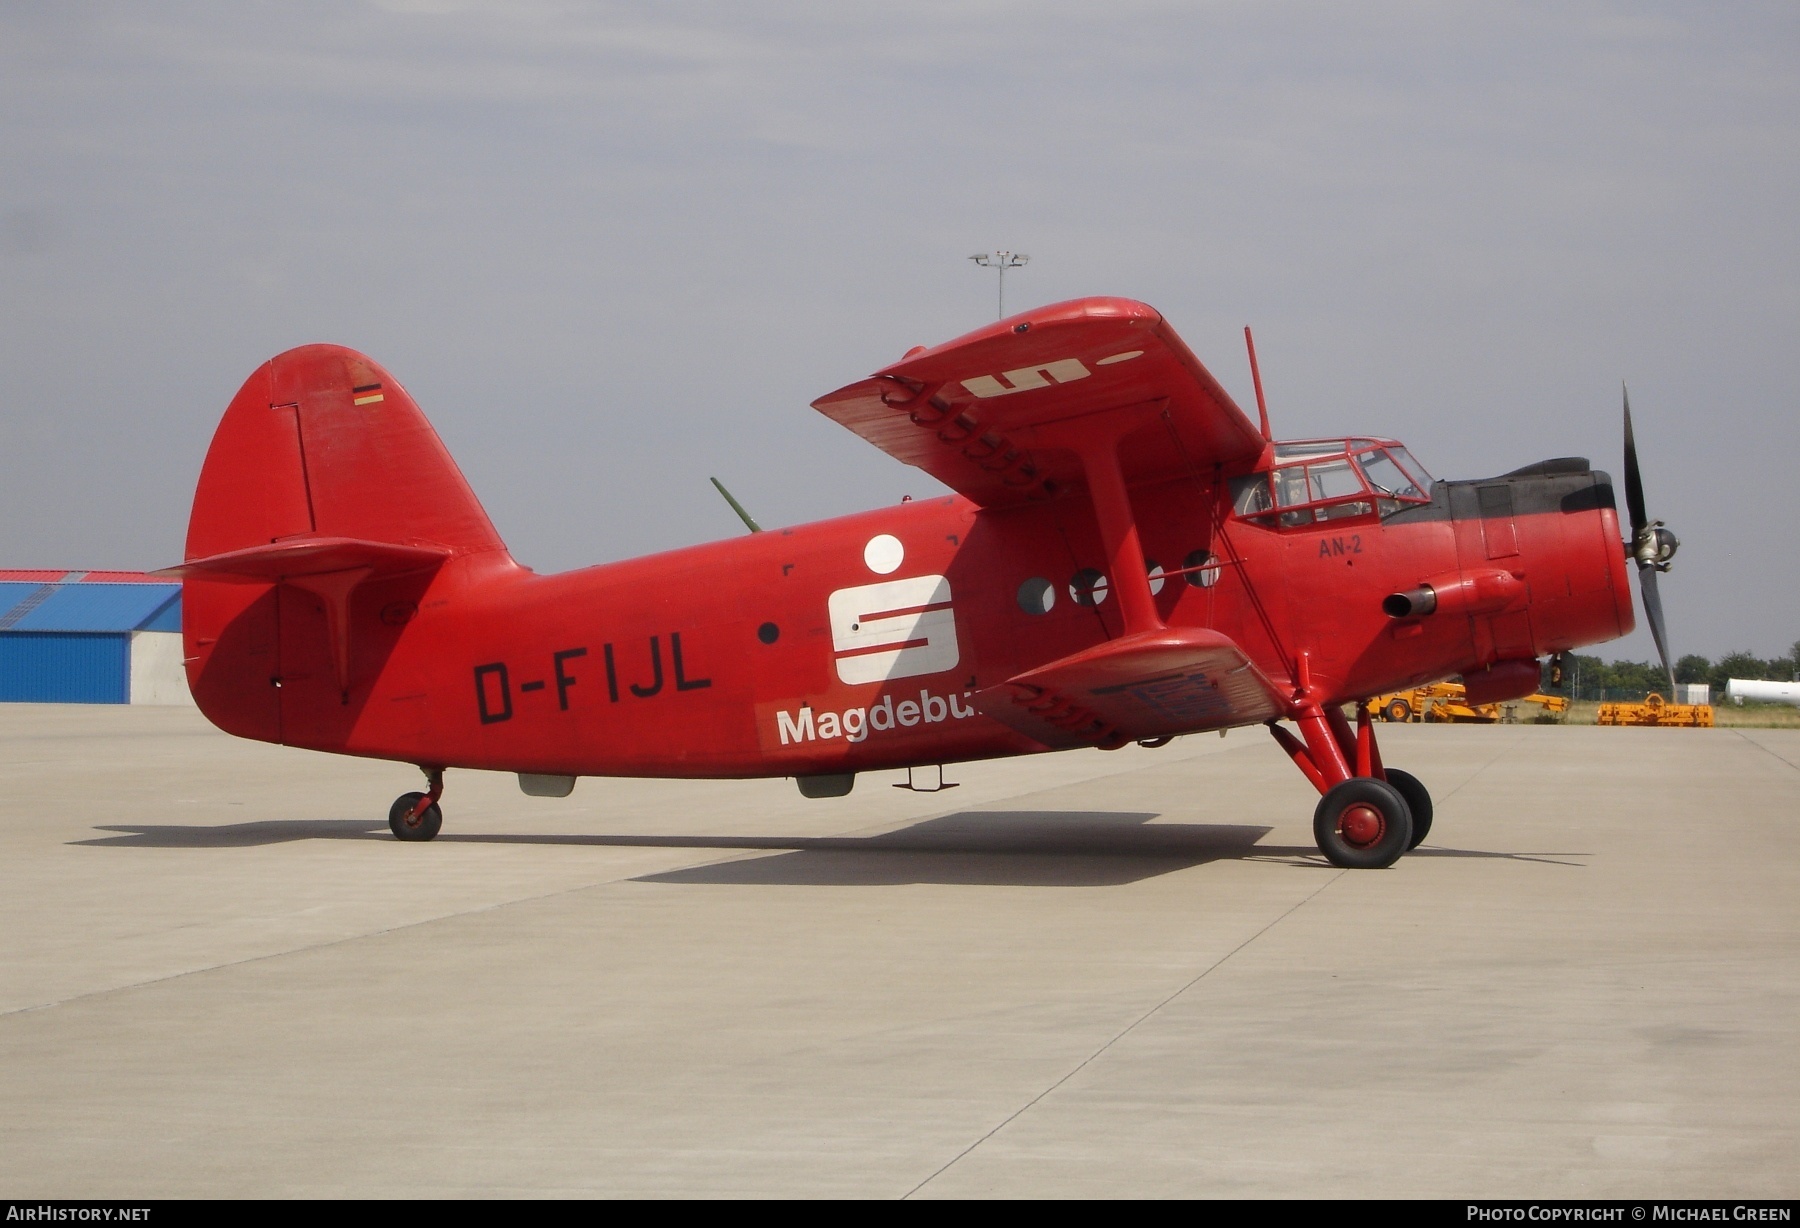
[{"x1": 970, "y1": 251, "x2": 1028, "y2": 320}]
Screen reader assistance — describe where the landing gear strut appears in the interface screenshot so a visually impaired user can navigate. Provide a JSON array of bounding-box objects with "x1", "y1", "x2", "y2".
[
  {"x1": 389, "y1": 767, "x2": 444, "y2": 842},
  {"x1": 1267, "y1": 697, "x2": 1434, "y2": 868}
]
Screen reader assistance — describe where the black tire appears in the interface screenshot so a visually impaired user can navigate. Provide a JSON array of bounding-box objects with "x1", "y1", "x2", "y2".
[
  {"x1": 1383, "y1": 698, "x2": 1412, "y2": 723},
  {"x1": 1384, "y1": 768, "x2": 1433, "y2": 849},
  {"x1": 1313, "y1": 777, "x2": 1413, "y2": 869},
  {"x1": 389, "y1": 791, "x2": 443, "y2": 842}
]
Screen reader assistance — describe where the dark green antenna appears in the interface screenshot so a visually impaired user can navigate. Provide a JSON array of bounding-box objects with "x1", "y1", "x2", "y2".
[{"x1": 709, "y1": 477, "x2": 762, "y2": 534}]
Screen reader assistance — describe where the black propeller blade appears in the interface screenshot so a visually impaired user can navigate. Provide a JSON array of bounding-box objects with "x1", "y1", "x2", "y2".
[
  {"x1": 1639, "y1": 565, "x2": 1674, "y2": 696},
  {"x1": 1622, "y1": 386, "x2": 1648, "y2": 540},
  {"x1": 1622, "y1": 385, "x2": 1679, "y2": 694}
]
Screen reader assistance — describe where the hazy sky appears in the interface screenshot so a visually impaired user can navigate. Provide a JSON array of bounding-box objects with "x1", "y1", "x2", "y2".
[{"x1": 2, "y1": 1, "x2": 1794, "y2": 662}]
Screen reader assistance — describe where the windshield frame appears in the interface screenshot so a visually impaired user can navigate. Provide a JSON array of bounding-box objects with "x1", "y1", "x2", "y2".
[{"x1": 1233, "y1": 437, "x2": 1434, "y2": 528}]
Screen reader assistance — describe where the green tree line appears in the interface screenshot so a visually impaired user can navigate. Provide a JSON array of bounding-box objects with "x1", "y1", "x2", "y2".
[{"x1": 1548, "y1": 643, "x2": 1800, "y2": 701}]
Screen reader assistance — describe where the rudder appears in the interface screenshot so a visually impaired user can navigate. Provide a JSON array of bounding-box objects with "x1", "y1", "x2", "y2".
[{"x1": 187, "y1": 344, "x2": 507, "y2": 560}]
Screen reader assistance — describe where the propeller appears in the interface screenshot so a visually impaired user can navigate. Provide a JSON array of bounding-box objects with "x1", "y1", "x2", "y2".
[{"x1": 1622, "y1": 385, "x2": 1680, "y2": 694}]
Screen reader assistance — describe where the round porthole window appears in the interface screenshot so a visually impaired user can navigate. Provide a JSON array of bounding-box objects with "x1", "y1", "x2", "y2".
[
  {"x1": 1183, "y1": 549, "x2": 1221, "y2": 588},
  {"x1": 1146, "y1": 561, "x2": 1166, "y2": 595},
  {"x1": 1069, "y1": 567, "x2": 1110, "y2": 607},
  {"x1": 1017, "y1": 577, "x2": 1055, "y2": 615}
]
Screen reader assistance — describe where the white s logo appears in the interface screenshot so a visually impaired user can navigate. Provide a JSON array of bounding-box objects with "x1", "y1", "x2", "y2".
[{"x1": 827, "y1": 575, "x2": 959, "y2": 686}]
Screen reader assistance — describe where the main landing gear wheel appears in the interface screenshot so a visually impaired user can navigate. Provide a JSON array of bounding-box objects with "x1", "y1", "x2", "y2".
[
  {"x1": 1313, "y1": 778, "x2": 1413, "y2": 869},
  {"x1": 389, "y1": 791, "x2": 443, "y2": 842},
  {"x1": 1383, "y1": 768, "x2": 1433, "y2": 849},
  {"x1": 1383, "y1": 698, "x2": 1412, "y2": 723}
]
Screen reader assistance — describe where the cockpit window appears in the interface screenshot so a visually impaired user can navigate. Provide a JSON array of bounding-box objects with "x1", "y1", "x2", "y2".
[
  {"x1": 1271, "y1": 466, "x2": 1311, "y2": 508},
  {"x1": 1298, "y1": 457, "x2": 1371, "y2": 522},
  {"x1": 1272, "y1": 440, "x2": 1344, "y2": 463},
  {"x1": 1267, "y1": 459, "x2": 1369, "y2": 525},
  {"x1": 1358, "y1": 449, "x2": 1426, "y2": 501},
  {"x1": 1235, "y1": 439, "x2": 1433, "y2": 528},
  {"x1": 1388, "y1": 447, "x2": 1432, "y2": 488},
  {"x1": 1310, "y1": 457, "x2": 1366, "y2": 502},
  {"x1": 1230, "y1": 472, "x2": 1272, "y2": 516},
  {"x1": 1270, "y1": 466, "x2": 1312, "y2": 526}
]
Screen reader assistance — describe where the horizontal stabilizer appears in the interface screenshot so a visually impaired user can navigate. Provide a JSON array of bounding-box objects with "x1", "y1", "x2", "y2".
[
  {"x1": 154, "y1": 536, "x2": 450, "y2": 583},
  {"x1": 974, "y1": 628, "x2": 1285, "y2": 750}
]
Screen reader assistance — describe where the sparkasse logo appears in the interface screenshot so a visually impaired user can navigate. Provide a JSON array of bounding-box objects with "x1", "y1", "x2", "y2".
[
  {"x1": 827, "y1": 574, "x2": 958, "y2": 685},
  {"x1": 769, "y1": 538, "x2": 976, "y2": 749}
]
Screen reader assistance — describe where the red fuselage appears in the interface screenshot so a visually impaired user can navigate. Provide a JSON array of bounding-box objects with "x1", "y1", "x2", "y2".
[{"x1": 183, "y1": 452, "x2": 1634, "y2": 779}]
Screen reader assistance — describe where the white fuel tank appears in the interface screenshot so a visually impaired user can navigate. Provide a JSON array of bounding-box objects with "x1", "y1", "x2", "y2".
[{"x1": 1725, "y1": 678, "x2": 1800, "y2": 707}]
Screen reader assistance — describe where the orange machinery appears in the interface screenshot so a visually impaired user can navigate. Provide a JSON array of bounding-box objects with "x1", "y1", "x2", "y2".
[
  {"x1": 1596, "y1": 693, "x2": 1714, "y2": 727},
  {"x1": 1366, "y1": 682, "x2": 1570, "y2": 724}
]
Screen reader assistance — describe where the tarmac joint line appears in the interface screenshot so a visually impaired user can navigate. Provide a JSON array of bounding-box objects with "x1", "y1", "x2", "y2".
[
  {"x1": 1429, "y1": 730, "x2": 1528, "y2": 810},
  {"x1": 901, "y1": 868, "x2": 1347, "y2": 1199},
  {"x1": 1731, "y1": 728, "x2": 1800, "y2": 774},
  {"x1": 0, "y1": 857, "x2": 697, "y2": 1021}
]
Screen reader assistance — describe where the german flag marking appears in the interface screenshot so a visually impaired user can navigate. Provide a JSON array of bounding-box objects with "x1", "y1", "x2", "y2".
[{"x1": 352, "y1": 382, "x2": 385, "y2": 406}]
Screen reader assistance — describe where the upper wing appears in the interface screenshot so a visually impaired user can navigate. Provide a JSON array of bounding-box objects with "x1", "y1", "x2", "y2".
[
  {"x1": 812, "y1": 297, "x2": 1266, "y2": 507},
  {"x1": 973, "y1": 627, "x2": 1286, "y2": 750}
]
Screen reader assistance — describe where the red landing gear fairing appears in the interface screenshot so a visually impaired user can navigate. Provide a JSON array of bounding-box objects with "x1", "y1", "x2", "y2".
[{"x1": 162, "y1": 297, "x2": 1677, "y2": 868}]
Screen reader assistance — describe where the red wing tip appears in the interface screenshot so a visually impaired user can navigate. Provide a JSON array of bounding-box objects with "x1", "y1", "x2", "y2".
[
  {"x1": 268, "y1": 342, "x2": 375, "y2": 362},
  {"x1": 871, "y1": 297, "x2": 1161, "y2": 377},
  {"x1": 809, "y1": 378, "x2": 878, "y2": 412}
]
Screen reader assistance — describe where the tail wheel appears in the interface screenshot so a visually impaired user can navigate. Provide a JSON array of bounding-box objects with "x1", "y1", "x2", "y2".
[
  {"x1": 389, "y1": 791, "x2": 443, "y2": 842},
  {"x1": 1383, "y1": 698, "x2": 1412, "y2": 723},
  {"x1": 1313, "y1": 778, "x2": 1413, "y2": 869},
  {"x1": 1383, "y1": 768, "x2": 1433, "y2": 849}
]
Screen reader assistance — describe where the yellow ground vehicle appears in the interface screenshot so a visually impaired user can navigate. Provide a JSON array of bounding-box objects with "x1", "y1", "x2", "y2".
[
  {"x1": 1596, "y1": 693, "x2": 1714, "y2": 727},
  {"x1": 1366, "y1": 683, "x2": 1570, "y2": 724}
]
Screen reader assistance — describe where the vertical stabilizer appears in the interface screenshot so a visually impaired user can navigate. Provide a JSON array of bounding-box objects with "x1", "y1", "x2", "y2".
[{"x1": 180, "y1": 345, "x2": 512, "y2": 746}]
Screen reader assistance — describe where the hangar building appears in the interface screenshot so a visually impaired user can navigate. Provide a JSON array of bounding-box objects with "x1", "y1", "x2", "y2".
[{"x1": 0, "y1": 571, "x2": 190, "y2": 705}]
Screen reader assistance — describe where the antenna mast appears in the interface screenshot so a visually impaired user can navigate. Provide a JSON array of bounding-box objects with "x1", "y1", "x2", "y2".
[{"x1": 1244, "y1": 326, "x2": 1272, "y2": 441}]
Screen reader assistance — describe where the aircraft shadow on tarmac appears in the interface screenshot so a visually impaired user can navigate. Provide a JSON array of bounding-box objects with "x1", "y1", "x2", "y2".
[
  {"x1": 74, "y1": 818, "x2": 391, "y2": 848},
  {"x1": 74, "y1": 809, "x2": 1586, "y2": 883},
  {"x1": 633, "y1": 811, "x2": 1267, "y2": 887}
]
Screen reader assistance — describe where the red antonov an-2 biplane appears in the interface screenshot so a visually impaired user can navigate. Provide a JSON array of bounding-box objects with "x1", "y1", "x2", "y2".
[{"x1": 165, "y1": 297, "x2": 1678, "y2": 868}]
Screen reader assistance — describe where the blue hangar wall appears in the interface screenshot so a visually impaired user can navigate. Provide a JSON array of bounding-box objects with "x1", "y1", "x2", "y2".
[{"x1": 0, "y1": 572, "x2": 185, "y2": 704}]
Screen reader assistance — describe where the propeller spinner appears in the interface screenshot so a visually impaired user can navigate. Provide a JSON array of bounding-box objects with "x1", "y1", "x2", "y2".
[{"x1": 1622, "y1": 386, "x2": 1680, "y2": 693}]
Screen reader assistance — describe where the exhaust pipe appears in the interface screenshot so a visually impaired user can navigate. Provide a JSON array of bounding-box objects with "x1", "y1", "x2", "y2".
[
  {"x1": 1383, "y1": 587, "x2": 1437, "y2": 618},
  {"x1": 1384, "y1": 568, "x2": 1527, "y2": 620}
]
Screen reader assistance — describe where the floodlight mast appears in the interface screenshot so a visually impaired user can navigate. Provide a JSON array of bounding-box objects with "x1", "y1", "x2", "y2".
[{"x1": 970, "y1": 251, "x2": 1029, "y2": 320}]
